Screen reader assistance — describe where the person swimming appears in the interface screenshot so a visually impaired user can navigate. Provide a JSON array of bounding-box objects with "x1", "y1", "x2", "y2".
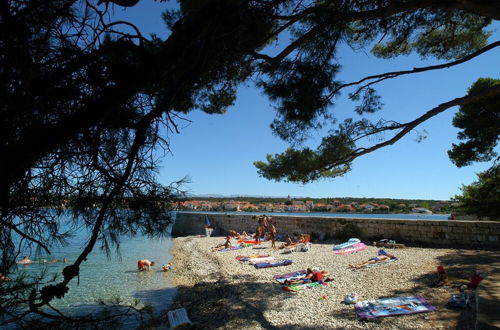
[{"x1": 18, "y1": 256, "x2": 32, "y2": 265}]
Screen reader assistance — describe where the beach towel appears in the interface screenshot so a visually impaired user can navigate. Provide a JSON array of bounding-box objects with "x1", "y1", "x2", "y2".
[
  {"x1": 248, "y1": 256, "x2": 274, "y2": 263},
  {"x1": 283, "y1": 281, "x2": 326, "y2": 292},
  {"x1": 334, "y1": 238, "x2": 361, "y2": 250},
  {"x1": 238, "y1": 238, "x2": 267, "y2": 245},
  {"x1": 273, "y1": 270, "x2": 307, "y2": 283},
  {"x1": 217, "y1": 245, "x2": 245, "y2": 252},
  {"x1": 236, "y1": 255, "x2": 270, "y2": 261},
  {"x1": 334, "y1": 242, "x2": 367, "y2": 255},
  {"x1": 254, "y1": 259, "x2": 292, "y2": 269},
  {"x1": 354, "y1": 296, "x2": 436, "y2": 319}
]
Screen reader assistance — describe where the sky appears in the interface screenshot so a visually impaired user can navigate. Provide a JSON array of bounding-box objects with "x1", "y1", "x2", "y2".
[{"x1": 112, "y1": 3, "x2": 500, "y2": 200}]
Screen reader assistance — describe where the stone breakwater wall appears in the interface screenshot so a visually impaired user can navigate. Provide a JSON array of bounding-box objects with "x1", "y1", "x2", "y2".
[{"x1": 173, "y1": 212, "x2": 500, "y2": 247}]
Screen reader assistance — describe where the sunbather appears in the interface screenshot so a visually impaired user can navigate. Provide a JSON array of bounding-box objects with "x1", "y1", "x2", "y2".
[
  {"x1": 284, "y1": 268, "x2": 332, "y2": 285},
  {"x1": 212, "y1": 236, "x2": 232, "y2": 251},
  {"x1": 349, "y1": 249, "x2": 397, "y2": 269}
]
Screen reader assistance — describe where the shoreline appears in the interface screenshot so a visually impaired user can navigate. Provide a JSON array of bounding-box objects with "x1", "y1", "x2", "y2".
[{"x1": 165, "y1": 236, "x2": 499, "y2": 329}]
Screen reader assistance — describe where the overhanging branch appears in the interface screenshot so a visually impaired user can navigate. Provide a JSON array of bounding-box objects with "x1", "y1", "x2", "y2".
[
  {"x1": 330, "y1": 40, "x2": 500, "y2": 100},
  {"x1": 326, "y1": 84, "x2": 500, "y2": 170}
]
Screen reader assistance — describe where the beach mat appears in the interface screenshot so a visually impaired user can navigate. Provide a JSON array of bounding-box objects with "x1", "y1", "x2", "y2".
[
  {"x1": 238, "y1": 238, "x2": 267, "y2": 245},
  {"x1": 248, "y1": 256, "x2": 274, "y2": 263},
  {"x1": 354, "y1": 296, "x2": 436, "y2": 319},
  {"x1": 273, "y1": 270, "x2": 307, "y2": 283},
  {"x1": 283, "y1": 281, "x2": 326, "y2": 292},
  {"x1": 335, "y1": 242, "x2": 367, "y2": 255},
  {"x1": 334, "y1": 238, "x2": 361, "y2": 250},
  {"x1": 218, "y1": 245, "x2": 244, "y2": 252},
  {"x1": 254, "y1": 259, "x2": 292, "y2": 269},
  {"x1": 236, "y1": 255, "x2": 270, "y2": 261}
]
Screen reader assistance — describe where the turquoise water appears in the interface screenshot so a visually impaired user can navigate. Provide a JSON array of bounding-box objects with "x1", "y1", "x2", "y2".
[
  {"x1": 183, "y1": 210, "x2": 450, "y2": 220},
  {"x1": 13, "y1": 217, "x2": 176, "y2": 323}
]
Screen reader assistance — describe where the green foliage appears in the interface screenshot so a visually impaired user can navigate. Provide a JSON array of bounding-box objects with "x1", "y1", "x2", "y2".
[
  {"x1": 371, "y1": 11, "x2": 491, "y2": 60},
  {"x1": 453, "y1": 164, "x2": 500, "y2": 219},
  {"x1": 254, "y1": 138, "x2": 352, "y2": 183},
  {"x1": 448, "y1": 78, "x2": 500, "y2": 167}
]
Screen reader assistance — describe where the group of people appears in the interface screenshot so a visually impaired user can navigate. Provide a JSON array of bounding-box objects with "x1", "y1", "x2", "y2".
[
  {"x1": 256, "y1": 215, "x2": 277, "y2": 248},
  {"x1": 17, "y1": 256, "x2": 68, "y2": 265},
  {"x1": 278, "y1": 233, "x2": 310, "y2": 250},
  {"x1": 211, "y1": 215, "x2": 279, "y2": 251},
  {"x1": 137, "y1": 259, "x2": 173, "y2": 272}
]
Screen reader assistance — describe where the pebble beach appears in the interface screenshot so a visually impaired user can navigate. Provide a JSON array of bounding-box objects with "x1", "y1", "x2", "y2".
[{"x1": 166, "y1": 236, "x2": 499, "y2": 329}]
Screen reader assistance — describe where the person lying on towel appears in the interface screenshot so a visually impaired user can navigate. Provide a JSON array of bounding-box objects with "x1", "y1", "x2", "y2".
[
  {"x1": 348, "y1": 249, "x2": 397, "y2": 269},
  {"x1": 284, "y1": 268, "x2": 332, "y2": 285}
]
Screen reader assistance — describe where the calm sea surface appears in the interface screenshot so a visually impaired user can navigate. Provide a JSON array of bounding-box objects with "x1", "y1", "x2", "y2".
[{"x1": 13, "y1": 214, "x2": 176, "y2": 324}]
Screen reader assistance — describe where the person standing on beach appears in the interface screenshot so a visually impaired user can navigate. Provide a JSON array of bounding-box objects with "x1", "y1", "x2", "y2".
[
  {"x1": 261, "y1": 215, "x2": 269, "y2": 232},
  {"x1": 255, "y1": 222, "x2": 263, "y2": 245},
  {"x1": 138, "y1": 259, "x2": 155, "y2": 271},
  {"x1": 269, "y1": 221, "x2": 277, "y2": 248}
]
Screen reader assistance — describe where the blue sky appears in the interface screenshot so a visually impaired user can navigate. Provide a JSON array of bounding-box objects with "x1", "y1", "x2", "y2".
[{"x1": 113, "y1": 3, "x2": 500, "y2": 200}]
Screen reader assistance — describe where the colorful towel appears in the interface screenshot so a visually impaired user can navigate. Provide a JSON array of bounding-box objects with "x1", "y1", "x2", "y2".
[
  {"x1": 238, "y1": 238, "x2": 267, "y2": 245},
  {"x1": 334, "y1": 242, "x2": 367, "y2": 255},
  {"x1": 333, "y1": 238, "x2": 361, "y2": 250},
  {"x1": 354, "y1": 296, "x2": 436, "y2": 319},
  {"x1": 273, "y1": 270, "x2": 307, "y2": 283},
  {"x1": 254, "y1": 259, "x2": 292, "y2": 269},
  {"x1": 283, "y1": 281, "x2": 326, "y2": 292},
  {"x1": 248, "y1": 256, "x2": 274, "y2": 263},
  {"x1": 218, "y1": 245, "x2": 244, "y2": 252},
  {"x1": 236, "y1": 255, "x2": 270, "y2": 261}
]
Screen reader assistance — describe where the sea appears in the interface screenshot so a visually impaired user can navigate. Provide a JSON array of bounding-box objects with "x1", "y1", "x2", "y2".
[{"x1": 7, "y1": 211, "x2": 448, "y2": 326}]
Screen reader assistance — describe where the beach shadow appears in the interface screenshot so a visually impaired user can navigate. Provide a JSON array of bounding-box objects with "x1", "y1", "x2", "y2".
[
  {"x1": 360, "y1": 248, "x2": 500, "y2": 329},
  {"x1": 165, "y1": 277, "x2": 338, "y2": 329}
]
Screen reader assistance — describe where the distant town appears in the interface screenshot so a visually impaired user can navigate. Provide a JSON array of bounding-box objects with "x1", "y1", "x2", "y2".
[{"x1": 177, "y1": 196, "x2": 458, "y2": 214}]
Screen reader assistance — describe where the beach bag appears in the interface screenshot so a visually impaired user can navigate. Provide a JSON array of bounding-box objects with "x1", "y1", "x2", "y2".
[{"x1": 449, "y1": 293, "x2": 469, "y2": 308}]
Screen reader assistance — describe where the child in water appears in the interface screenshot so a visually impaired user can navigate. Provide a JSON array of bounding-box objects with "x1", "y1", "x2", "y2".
[{"x1": 162, "y1": 262, "x2": 173, "y2": 272}]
